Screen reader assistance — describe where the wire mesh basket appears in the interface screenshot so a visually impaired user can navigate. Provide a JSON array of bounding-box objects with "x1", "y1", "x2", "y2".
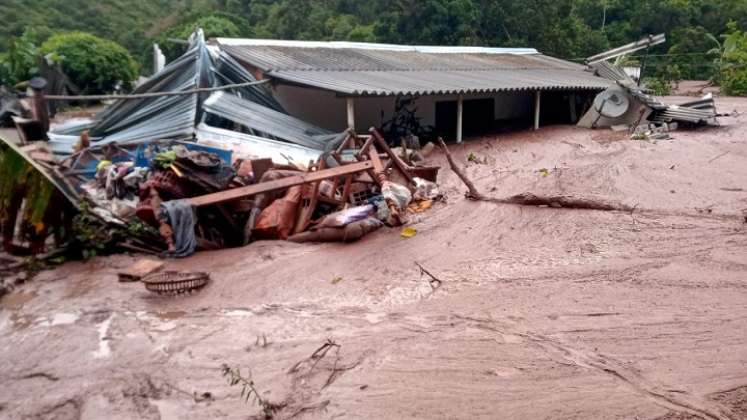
[{"x1": 142, "y1": 271, "x2": 210, "y2": 295}]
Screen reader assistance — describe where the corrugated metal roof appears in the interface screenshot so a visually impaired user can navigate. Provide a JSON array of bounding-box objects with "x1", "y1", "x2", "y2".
[
  {"x1": 267, "y1": 69, "x2": 611, "y2": 96},
  {"x1": 216, "y1": 39, "x2": 610, "y2": 96}
]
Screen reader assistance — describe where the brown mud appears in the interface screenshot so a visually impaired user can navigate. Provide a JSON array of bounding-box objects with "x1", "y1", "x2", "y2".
[{"x1": 1, "y1": 96, "x2": 747, "y2": 420}]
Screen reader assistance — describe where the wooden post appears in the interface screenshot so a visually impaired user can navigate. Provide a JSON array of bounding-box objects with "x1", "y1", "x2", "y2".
[
  {"x1": 29, "y1": 77, "x2": 49, "y2": 136},
  {"x1": 346, "y1": 97, "x2": 355, "y2": 130},
  {"x1": 534, "y1": 90, "x2": 541, "y2": 130},
  {"x1": 456, "y1": 94, "x2": 464, "y2": 143}
]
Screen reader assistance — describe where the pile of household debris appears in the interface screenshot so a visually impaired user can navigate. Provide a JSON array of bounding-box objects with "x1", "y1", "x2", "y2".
[
  {"x1": 0, "y1": 30, "x2": 441, "y2": 258},
  {"x1": 580, "y1": 33, "x2": 730, "y2": 140}
]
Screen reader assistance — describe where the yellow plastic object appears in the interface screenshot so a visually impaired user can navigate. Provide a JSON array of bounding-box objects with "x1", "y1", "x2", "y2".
[
  {"x1": 401, "y1": 226, "x2": 417, "y2": 238},
  {"x1": 96, "y1": 160, "x2": 112, "y2": 171}
]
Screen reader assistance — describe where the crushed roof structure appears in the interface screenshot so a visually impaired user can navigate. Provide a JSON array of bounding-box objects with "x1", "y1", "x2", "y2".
[
  {"x1": 47, "y1": 31, "x2": 345, "y2": 157},
  {"x1": 216, "y1": 39, "x2": 613, "y2": 96}
]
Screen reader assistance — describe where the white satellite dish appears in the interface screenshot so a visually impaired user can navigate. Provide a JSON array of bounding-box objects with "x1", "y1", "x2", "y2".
[{"x1": 593, "y1": 87, "x2": 631, "y2": 118}]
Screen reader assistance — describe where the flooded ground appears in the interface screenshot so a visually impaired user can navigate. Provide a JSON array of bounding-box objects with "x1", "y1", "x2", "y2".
[{"x1": 1, "y1": 97, "x2": 747, "y2": 420}]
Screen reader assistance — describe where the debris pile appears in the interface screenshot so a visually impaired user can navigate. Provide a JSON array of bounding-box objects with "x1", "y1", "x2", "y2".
[
  {"x1": 0, "y1": 30, "x2": 440, "y2": 258},
  {"x1": 581, "y1": 33, "x2": 729, "y2": 134}
]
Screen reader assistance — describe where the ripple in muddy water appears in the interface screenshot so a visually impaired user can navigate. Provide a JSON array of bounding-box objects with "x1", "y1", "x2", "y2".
[
  {"x1": 37, "y1": 312, "x2": 80, "y2": 327},
  {"x1": 1, "y1": 290, "x2": 37, "y2": 309}
]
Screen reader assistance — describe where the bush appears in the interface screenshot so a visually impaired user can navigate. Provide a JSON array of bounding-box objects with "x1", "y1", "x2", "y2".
[
  {"x1": 40, "y1": 32, "x2": 138, "y2": 93},
  {"x1": 642, "y1": 77, "x2": 672, "y2": 96},
  {"x1": 0, "y1": 29, "x2": 40, "y2": 86},
  {"x1": 722, "y1": 68, "x2": 747, "y2": 95}
]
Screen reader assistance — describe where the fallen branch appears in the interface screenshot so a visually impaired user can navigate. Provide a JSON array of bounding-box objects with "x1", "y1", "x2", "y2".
[
  {"x1": 499, "y1": 193, "x2": 633, "y2": 212},
  {"x1": 288, "y1": 338, "x2": 341, "y2": 374},
  {"x1": 415, "y1": 261, "x2": 443, "y2": 290},
  {"x1": 708, "y1": 151, "x2": 729, "y2": 163},
  {"x1": 437, "y1": 137, "x2": 631, "y2": 212},
  {"x1": 437, "y1": 137, "x2": 487, "y2": 200}
]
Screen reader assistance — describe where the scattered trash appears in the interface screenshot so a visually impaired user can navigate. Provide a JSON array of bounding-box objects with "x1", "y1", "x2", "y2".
[
  {"x1": 142, "y1": 271, "x2": 210, "y2": 295},
  {"x1": 117, "y1": 259, "x2": 164, "y2": 282},
  {"x1": 331, "y1": 276, "x2": 343, "y2": 284},
  {"x1": 401, "y1": 226, "x2": 417, "y2": 238},
  {"x1": 538, "y1": 168, "x2": 550, "y2": 177}
]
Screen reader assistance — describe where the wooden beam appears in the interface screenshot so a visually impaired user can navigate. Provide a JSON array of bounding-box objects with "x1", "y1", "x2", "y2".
[
  {"x1": 369, "y1": 128, "x2": 414, "y2": 184},
  {"x1": 188, "y1": 161, "x2": 374, "y2": 207}
]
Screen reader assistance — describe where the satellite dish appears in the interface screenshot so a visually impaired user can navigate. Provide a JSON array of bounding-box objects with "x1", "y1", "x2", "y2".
[{"x1": 594, "y1": 87, "x2": 631, "y2": 118}]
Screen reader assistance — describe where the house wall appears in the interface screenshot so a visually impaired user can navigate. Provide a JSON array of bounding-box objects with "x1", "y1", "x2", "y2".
[{"x1": 272, "y1": 84, "x2": 535, "y2": 132}]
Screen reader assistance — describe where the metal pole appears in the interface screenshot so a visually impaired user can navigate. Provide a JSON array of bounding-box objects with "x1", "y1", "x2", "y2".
[
  {"x1": 346, "y1": 97, "x2": 355, "y2": 130},
  {"x1": 534, "y1": 90, "x2": 541, "y2": 130},
  {"x1": 456, "y1": 94, "x2": 464, "y2": 143}
]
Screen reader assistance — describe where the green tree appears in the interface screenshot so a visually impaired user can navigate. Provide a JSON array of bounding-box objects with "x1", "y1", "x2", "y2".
[
  {"x1": 156, "y1": 14, "x2": 247, "y2": 61},
  {"x1": 40, "y1": 32, "x2": 139, "y2": 93},
  {"x1": 0, "y1": 29, "x2": 40, "y2": 86},
  {"x1": 713, "y1": 22, "x2": 747, "y2": 95}
]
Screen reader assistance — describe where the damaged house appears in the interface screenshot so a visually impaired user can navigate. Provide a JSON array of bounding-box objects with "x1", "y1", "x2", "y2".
[
  {"x1": 215, "y1": 38, "x2": 613, "y2": 141},
  {"x1": 0, "y1": 30, "x2": 724, "y2": 263}
]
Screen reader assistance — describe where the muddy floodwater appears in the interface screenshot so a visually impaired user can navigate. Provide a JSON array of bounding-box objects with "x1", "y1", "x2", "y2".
[{"x1": 2, "y1": 97, "x2": 747, "y2": 419}]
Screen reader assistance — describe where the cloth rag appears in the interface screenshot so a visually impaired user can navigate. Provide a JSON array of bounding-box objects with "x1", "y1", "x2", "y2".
[{"x1": 161, "y1": 199, "x2": 197, "y2": 258}]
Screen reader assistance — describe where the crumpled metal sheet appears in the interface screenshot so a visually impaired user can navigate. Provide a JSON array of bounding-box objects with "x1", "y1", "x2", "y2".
[
  {"x1": 195, "y1": 123, "x2": 323, "y2": 167},
  {"x1": 203, "y1": 91, "x2": 346, "y2": 151},
  {"x1": 48, "y1": 29, "x2": 283, "y2": 151}
]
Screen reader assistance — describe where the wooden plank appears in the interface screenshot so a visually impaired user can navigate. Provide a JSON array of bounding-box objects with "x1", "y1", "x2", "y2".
[
  {"x1": 369, "y1": 128, "x2": 414, "y2": 184},
  {"x1": 188, "y1": 161, "x2": 373, "y2": 207}
]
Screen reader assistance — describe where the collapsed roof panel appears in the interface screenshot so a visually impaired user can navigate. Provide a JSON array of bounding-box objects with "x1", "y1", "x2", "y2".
[
  {"x1": 47, "y1": 30, "x2": 283, "y2": 152},
  {"x1": 203, "y1": 91, "x2": 346, "y2": 151}
]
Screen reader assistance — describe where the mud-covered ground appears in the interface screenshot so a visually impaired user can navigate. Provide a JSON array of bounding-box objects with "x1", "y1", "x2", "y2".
[{"x1": 2, "y1": 97, "x2": 747, "y2": 420}]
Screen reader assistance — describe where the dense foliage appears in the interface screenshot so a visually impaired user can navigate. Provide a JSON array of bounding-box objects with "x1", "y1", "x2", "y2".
[
  {"x1": 40, "y1": 32, "x2": 139, "y2": 93},
  {"x1": 715, "y1": 23, "x2": 747, "y2": 95},
  {"x1": 155, "y1": 14, "x2": 250, "y2": 62},
  {"x1": 2, "y1": 0, "x2": 747, "y2": 94}
]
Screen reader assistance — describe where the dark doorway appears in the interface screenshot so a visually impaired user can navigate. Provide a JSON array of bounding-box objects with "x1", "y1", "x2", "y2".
[{"x1": 435, "y1": 98, "x2": 495, "y2": 140}]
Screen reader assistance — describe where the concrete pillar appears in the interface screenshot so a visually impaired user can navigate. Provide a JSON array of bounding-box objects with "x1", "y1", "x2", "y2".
[
  {"x1": 534, "y1": 90, "x2": 541, "y2": 130},
  {"x1": 456, "y1": 94, "x2": 464, "y2": 143},
  {"x1": 153, "y1": 43, "x2": 166, "y2": 74},
  {"x1": 346, "y1": 97, "x2": 355, "y2": 130}
]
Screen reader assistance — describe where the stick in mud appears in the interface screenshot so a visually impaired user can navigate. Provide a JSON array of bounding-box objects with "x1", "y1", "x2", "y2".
[
  {"x1": 415, "y1": 261, "x2": 443, "y2": 290},
  {"x1": 436, "y1": 137, "x2": 631, "y2": 212}
]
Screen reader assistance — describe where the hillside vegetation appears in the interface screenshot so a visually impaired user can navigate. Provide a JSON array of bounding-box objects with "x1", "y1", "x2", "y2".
[{"x1": 2, "y1": 0, "x2": 747, "y2": 93}]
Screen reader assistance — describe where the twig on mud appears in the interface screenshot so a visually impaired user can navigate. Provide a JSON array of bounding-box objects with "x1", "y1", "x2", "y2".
[
  {"x1": 309, "y1": 339, "x2": 341, "y2": 373},
  {"x1": 415, "y1": 261, "x2": 443, "y2": 290},
  {"x1": 17, "y1": 372, "x2": 60, "y2": 381},
  {"x1": 288, "y1": 338, "x2": 341, "y2": 374},
  {"x1": 255, "y1": 334, "x2": 269, "y2": 347},
  {"x1": 437, "y1": 137, "x2": 488, "y2": 201},
  {"x1": 221, "y1": 364, "x2": 284, "y2": 419},
  {"x1": 708, "y1": 151, "x2": 729, "y2": 163},
  {"x1": 629, "y1": 203, "x2": 640, "y2": 228},
  {"x1": 288, "y1": 400, "x2": 331, "y2": 418}
]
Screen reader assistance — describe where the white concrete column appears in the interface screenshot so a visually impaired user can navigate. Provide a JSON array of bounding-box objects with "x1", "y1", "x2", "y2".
[
  {"x1": 534, "y1": 90, "x2": 541, "y2": 130},
  {"x1": 346, "y1": 97, "x2": 355, "y2": 130},
  {"x1": 456, "y1": 94, "x2": 464, "y2": 143}
]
